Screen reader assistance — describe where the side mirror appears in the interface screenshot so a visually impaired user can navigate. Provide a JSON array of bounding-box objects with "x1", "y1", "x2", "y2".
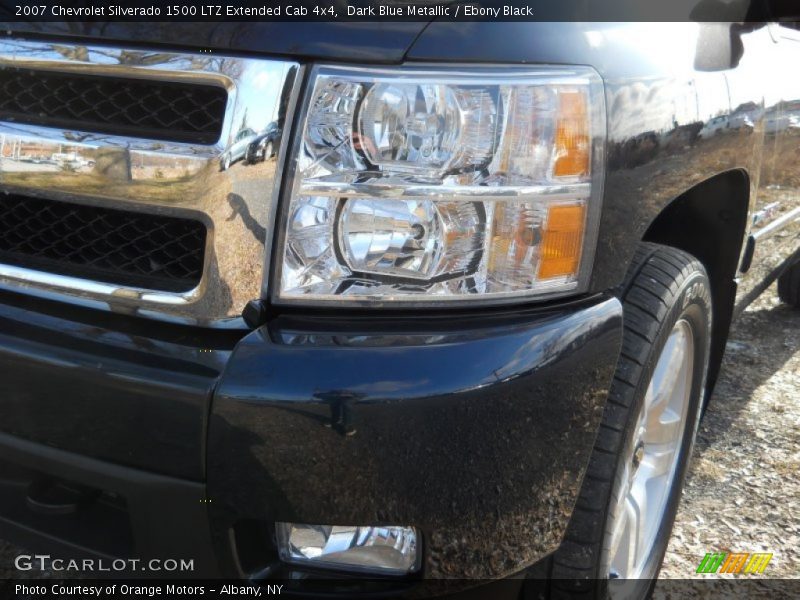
[
  {"x1": 694, "y1": 23, "x2": 746, "y2": 71},
  {"x1": 691, "y1": 0, "x2": 768, "y2": 71}
]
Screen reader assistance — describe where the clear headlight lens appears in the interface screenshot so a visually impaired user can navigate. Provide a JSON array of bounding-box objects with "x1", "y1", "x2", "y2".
[
  {"x1": 358, "y1": 82, "x2": 498, "y2": 174},
  {"x1": 275, "y1": 65, "x2": 605, "y2": 306},
  {"x1": 338, "y1": 198, "x2": 485, "y2": 280}
]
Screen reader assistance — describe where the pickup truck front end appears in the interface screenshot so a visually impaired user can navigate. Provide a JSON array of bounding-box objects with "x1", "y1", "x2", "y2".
[
  {"x1": 1, "y1": 16, "x2": 799, "y2": 598},
  {"x1": 0, "y1": 37, "x2": 621, "y2": 583}
]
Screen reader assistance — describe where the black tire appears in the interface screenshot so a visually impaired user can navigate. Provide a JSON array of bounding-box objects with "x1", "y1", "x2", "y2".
[
  {"x1": 264, "y1": 141, "x2": 274, "y2": 160},
  {"x1": 548, "y1": 243, "x2": 713, "y2": 599},
  {"x1": 777, "y1": 260, "x2": 800, "y2": 308}
]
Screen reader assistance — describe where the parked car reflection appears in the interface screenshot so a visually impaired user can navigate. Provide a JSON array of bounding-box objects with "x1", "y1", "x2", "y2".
[
  {"x1": 764, "y1": 111, "x2": 800, "y2": 133},
  {"x1": 245, "y1": 121, "x2": 281, "y2": 164},
  {"x1": 219, "y1": 126, "x2": 258, "y2": 171}
]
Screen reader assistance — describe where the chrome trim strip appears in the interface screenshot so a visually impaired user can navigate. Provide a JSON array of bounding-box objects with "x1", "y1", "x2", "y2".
[
  {"x1": 0, "y1": 40, "x2": 300, "y2": 327},
  {"x1": 0, "y1": 263, "x2": 197, "y2": 305},
  {"x1": 301, "y1": 176, "x2": 591, "y2": 201}
]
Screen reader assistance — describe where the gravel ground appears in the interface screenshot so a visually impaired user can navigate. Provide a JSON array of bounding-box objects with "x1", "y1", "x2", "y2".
[
  {"x1": 658, "y1": 281, "x2": 800, "y2": 587},
  {"x1": 0, "y1": 284, "x2": 797, "y2": 589}
]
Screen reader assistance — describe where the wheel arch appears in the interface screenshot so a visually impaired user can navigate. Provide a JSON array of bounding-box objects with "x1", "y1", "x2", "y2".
[{"x1": 642, "y1": 169, "x2": 751, "y2": 399}]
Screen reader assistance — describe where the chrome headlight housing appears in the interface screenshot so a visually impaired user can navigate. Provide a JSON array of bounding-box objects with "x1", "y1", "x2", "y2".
[{"x1": 274, "y1": 65, "x2": 605, "y2": 306}]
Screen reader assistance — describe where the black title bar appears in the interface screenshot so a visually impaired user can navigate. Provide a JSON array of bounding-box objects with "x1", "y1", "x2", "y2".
[{"x1": 0, "y1": 0, "x2": 781, "y2": 23}]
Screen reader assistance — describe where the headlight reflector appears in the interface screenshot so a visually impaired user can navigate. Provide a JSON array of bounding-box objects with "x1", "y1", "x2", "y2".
[
  {"x1": 337, "y1": 198, "x2": 485, "y2": 280},
  {"x1": 358, "y1": 82, "x2": 499, "y2": 175},
  {"x1": 276, "y1": 65, "x2": 605, "y2": 305}
]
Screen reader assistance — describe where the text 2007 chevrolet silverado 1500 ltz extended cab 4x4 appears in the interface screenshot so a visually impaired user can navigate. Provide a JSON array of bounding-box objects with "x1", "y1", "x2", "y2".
[{"x1": 0, "y1": 7, "x2": 798, "y2": 599}]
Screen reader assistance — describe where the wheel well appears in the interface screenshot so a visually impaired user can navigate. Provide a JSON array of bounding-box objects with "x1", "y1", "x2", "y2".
[{"x1": 642, "y1": 169, "x2": 750, "y2": 398}]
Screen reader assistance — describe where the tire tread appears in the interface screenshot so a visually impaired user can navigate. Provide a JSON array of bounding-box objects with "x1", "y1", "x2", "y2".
[{"x1": 546, "y1": 243, "x2": 707, "y2": 593}]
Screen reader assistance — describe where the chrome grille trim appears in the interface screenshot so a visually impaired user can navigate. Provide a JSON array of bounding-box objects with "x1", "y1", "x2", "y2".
[{"x1": 0, "y1": 40, "x2": 301, "y2": 327}]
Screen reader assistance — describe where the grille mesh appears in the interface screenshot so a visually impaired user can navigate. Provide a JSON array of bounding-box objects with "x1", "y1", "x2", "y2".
[
  {"x1": 0, "y1": 194, "x2": 206, "y2": 292},
  {"x1": 0, "y1": 68, "x2": 227, "y2": 144}
]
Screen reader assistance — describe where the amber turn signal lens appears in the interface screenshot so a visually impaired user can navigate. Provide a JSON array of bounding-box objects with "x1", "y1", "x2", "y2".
[
  {"x1": 553, "y1": 90, "x2": 590, "y2": 178},
  {"x1": 538, "y1": 203, "x2": 586, "y2": 279}
]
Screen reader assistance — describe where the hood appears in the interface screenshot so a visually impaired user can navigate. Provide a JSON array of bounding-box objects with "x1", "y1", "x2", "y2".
[{"x1": 1, "y1": 21, "x2": 431, "y2": 63}]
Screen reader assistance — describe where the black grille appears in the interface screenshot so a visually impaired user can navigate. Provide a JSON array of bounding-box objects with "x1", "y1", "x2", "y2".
[
  {"x1": 0, "y1": 194, "x2": 206, "y2": 293},
  {"x1": 0, "y1": 68, "x2": 227, "y2": 144}
]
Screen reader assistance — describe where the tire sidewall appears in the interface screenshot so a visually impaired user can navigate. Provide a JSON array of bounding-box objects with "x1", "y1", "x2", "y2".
[{"x1": 603, "y1": 268, "x2": 712, "y2": 594}]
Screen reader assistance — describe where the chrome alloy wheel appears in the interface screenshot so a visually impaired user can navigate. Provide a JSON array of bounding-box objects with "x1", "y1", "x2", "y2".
[{"x1": 607, "y1": 319, "x2": 695, "y2": 580}]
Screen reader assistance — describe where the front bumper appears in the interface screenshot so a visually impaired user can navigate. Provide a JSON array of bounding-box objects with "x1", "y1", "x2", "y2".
[
  {"x1": 0, "y1": 292, "x2": 621, "y2": 583},
  {"x1": 209, "y1": 296, "x2": 622, "y2": 580}
]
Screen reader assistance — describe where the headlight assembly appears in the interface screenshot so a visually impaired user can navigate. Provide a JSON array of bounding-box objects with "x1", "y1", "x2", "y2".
[{"x1": 274, "y1": 65, "x2": 605, "y2": 306}]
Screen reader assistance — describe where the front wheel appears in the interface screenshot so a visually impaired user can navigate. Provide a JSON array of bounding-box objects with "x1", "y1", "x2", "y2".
[{"x1": 549, "y1": 243, "x2": 712, "y2": 599}]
